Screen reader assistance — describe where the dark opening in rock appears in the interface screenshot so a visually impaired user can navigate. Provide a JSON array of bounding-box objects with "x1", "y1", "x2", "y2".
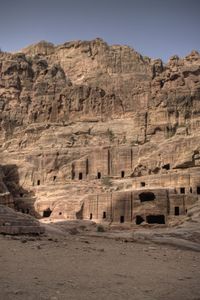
[
  {"x1": 121, "y1": 171, "x2": 125, "y2": 178},
  {"x1": 43, "y1": 208, "x2": 52, "y2": 218},
  {"x1": 90, "y1": 213, "x2": 93, "y2": 220},
  {"x1": 86, "y1": 159, "x2": 89, "y2": 175},
  {"x1": 120, "y1": 216, "x2": 125, "y2": 223},
  {"x1": 139, "y1": 192, "x2": 155, "y2": 202},
  {"x1": 79, "y1": 173, "x2": 83, "y2": 180},
  {"x1": 37, "y1": 180, "x2": 40, "y2": 186},
  {"x1": 180, "y1": 187, "x2": 185, "y2": 194},
  {"x1": 174, "y1": 206, "x2": 180, "y2": 216},
  {"x1": 53, "y1": 176, "x2": 56, "y2": 181},
  {"x1": 162, "y1": 163, "x2": 170, "y2": 170},
  {"x1": 140, "y1": 182, "x2": 145, "y2": 187},
  {"x1": 97, "y1": 172, "x2": 101, "y2": 179},
  {"x1": 197, "y1": 187, "x2": 200, "y2": 195},
  {"x1": 103, "y1": 211, "x2": 106, "y2": 219},
  {"x1": 136, "y1": 215, "x2": 144, "y2": 225},
  {"x1": 146, "y1": 215, "x2": 165, "y2": 224}
]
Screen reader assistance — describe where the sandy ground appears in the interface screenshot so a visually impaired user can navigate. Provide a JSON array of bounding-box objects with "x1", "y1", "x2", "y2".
[{"x1": 0, "y1": 227, "x2": 200, "y2": 300}]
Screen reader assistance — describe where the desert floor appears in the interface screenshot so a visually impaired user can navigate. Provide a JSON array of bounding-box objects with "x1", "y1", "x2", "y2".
[{"x1": 0, "y1": 227, "x2": 200, "y2": 300}]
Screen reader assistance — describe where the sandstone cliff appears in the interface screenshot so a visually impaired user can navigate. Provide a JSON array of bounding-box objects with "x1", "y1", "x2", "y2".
[{"x1": 0, "y1": 39, "x2": 200, "y2": 224}]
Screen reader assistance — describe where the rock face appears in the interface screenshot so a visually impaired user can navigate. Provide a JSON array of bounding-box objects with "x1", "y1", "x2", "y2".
[
  {"x1": 0, "y1": 166, "x2": 14, "y2": 208},
  {"x1": 0, "y1": 205, "x2": 44, "y2": 235},
  {"x1": 0, "y1": 39, "x2": 200, "y2": 225},
  {"x1": 0, "y1": 165, "x2": 44, "y2": 234}
]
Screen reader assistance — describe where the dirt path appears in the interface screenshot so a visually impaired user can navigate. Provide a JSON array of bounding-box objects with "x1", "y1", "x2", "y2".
[{"x1": 0, "y1": 234, "x2": 200, "y2": 300}]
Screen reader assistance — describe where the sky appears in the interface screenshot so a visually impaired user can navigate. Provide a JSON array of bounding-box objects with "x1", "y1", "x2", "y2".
[{"x1": 0, "y1": 0, "x2": 199, "y2": 62}]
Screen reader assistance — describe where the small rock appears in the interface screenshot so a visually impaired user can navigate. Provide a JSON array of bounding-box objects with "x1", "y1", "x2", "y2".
[
  {"x1": 14, "y1": 290, "x2": 23, "y2": 295},
  {"x1": 21, "y1": 238, "x2": 27, "y2": 243},
  {"x1": 148, "y1": 246, "x2": 157, "y2": 250},
  {"x1": 57, "y1": 282, "x2": 65, "y2": 286},
  {"x1": 99, "y1": 248, "x2": 105, "y2": 252}
]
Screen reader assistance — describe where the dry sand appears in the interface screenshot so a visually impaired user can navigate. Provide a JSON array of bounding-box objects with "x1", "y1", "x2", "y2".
[{"x1": 0, "y1": 226, "x2": 200, "y2": 300}]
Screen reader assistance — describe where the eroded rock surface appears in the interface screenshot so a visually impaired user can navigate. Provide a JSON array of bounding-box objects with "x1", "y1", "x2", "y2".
[{"x1": 0, "y1": 39, "x2": 200, "y2": 225}]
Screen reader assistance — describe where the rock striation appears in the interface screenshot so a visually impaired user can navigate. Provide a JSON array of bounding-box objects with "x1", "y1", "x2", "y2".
[
  {"x1": 0, "y1": 39, "x2": 200, "y2": 226},
  {"x1": 0, "y1": 205, "x2": 44, "y2": 235}
]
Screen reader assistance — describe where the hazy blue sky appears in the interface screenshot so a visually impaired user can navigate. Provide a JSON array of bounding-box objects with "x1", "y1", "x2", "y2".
[{"x1": 0, "y1": 0, "x2": 199, "y2": 61}]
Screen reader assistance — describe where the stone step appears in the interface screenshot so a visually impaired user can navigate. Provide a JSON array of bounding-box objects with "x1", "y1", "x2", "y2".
[
  {"x1": 0, "y1": 216, "x2": 38, "y2": 224},
  {"x1": 0, "y1": 225, "x2": 44, "y2": 235}
]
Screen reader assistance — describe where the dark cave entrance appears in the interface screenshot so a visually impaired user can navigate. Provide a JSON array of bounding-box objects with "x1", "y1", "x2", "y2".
[
  {"x1": 174, "y1": 206, "x2": 180, "y2": 216},
  {"x1": 136, "y1": 215, "x2": 144, "y2": 225},
  {"x1": 120, "y1": 216, "x2": 125, "y2": 223},
  {"x1": 180, "y1": 187, "x2": 185, "y2": 194},
  {"x1": 139, "y1": 192, "x2": 155, "y2": 202},
  {"x1": 97, "y1": 172, "x2": 101, "y2": 179},
  {"x1": 146, "y1": 215, "x2": 165, "y2": 224},
  {"x1": 121, "y1": 171, "x2": 125, "y2": 178},
  {"x1": 197, "y1": 187, "x2": 200, "y2": 195},
  {"x1": 43, "y1": 208, "x2": 52, "y2": 218},
  {"x1": 162, "y1": 164, "x2": 170, "y2": 170},
  {"x1": 79, "y1": 173, "x2": 83, "y2": 180}
]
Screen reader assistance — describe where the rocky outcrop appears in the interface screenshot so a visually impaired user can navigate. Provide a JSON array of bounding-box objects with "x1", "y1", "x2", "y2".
[
  {"x1": 0, "y1": 39, "x2": 199, "y2": 224},
  {"x1": 0, "y1": 165, "x2": 14, "y2": 208},
  {"x1": 0, "y1": 205, "x2": 44, "y2": 235}
]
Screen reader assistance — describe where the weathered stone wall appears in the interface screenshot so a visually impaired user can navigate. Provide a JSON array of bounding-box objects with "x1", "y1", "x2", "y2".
[
  {"x1": 132, "y1": 167, "x2": 200, "y2": 194},
  {"x1": 71, "y1": 146, "x2": 134, "y2": 180},
  {"x1": 82, "y1": 188, "x2": 196, "y2": 224}
]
